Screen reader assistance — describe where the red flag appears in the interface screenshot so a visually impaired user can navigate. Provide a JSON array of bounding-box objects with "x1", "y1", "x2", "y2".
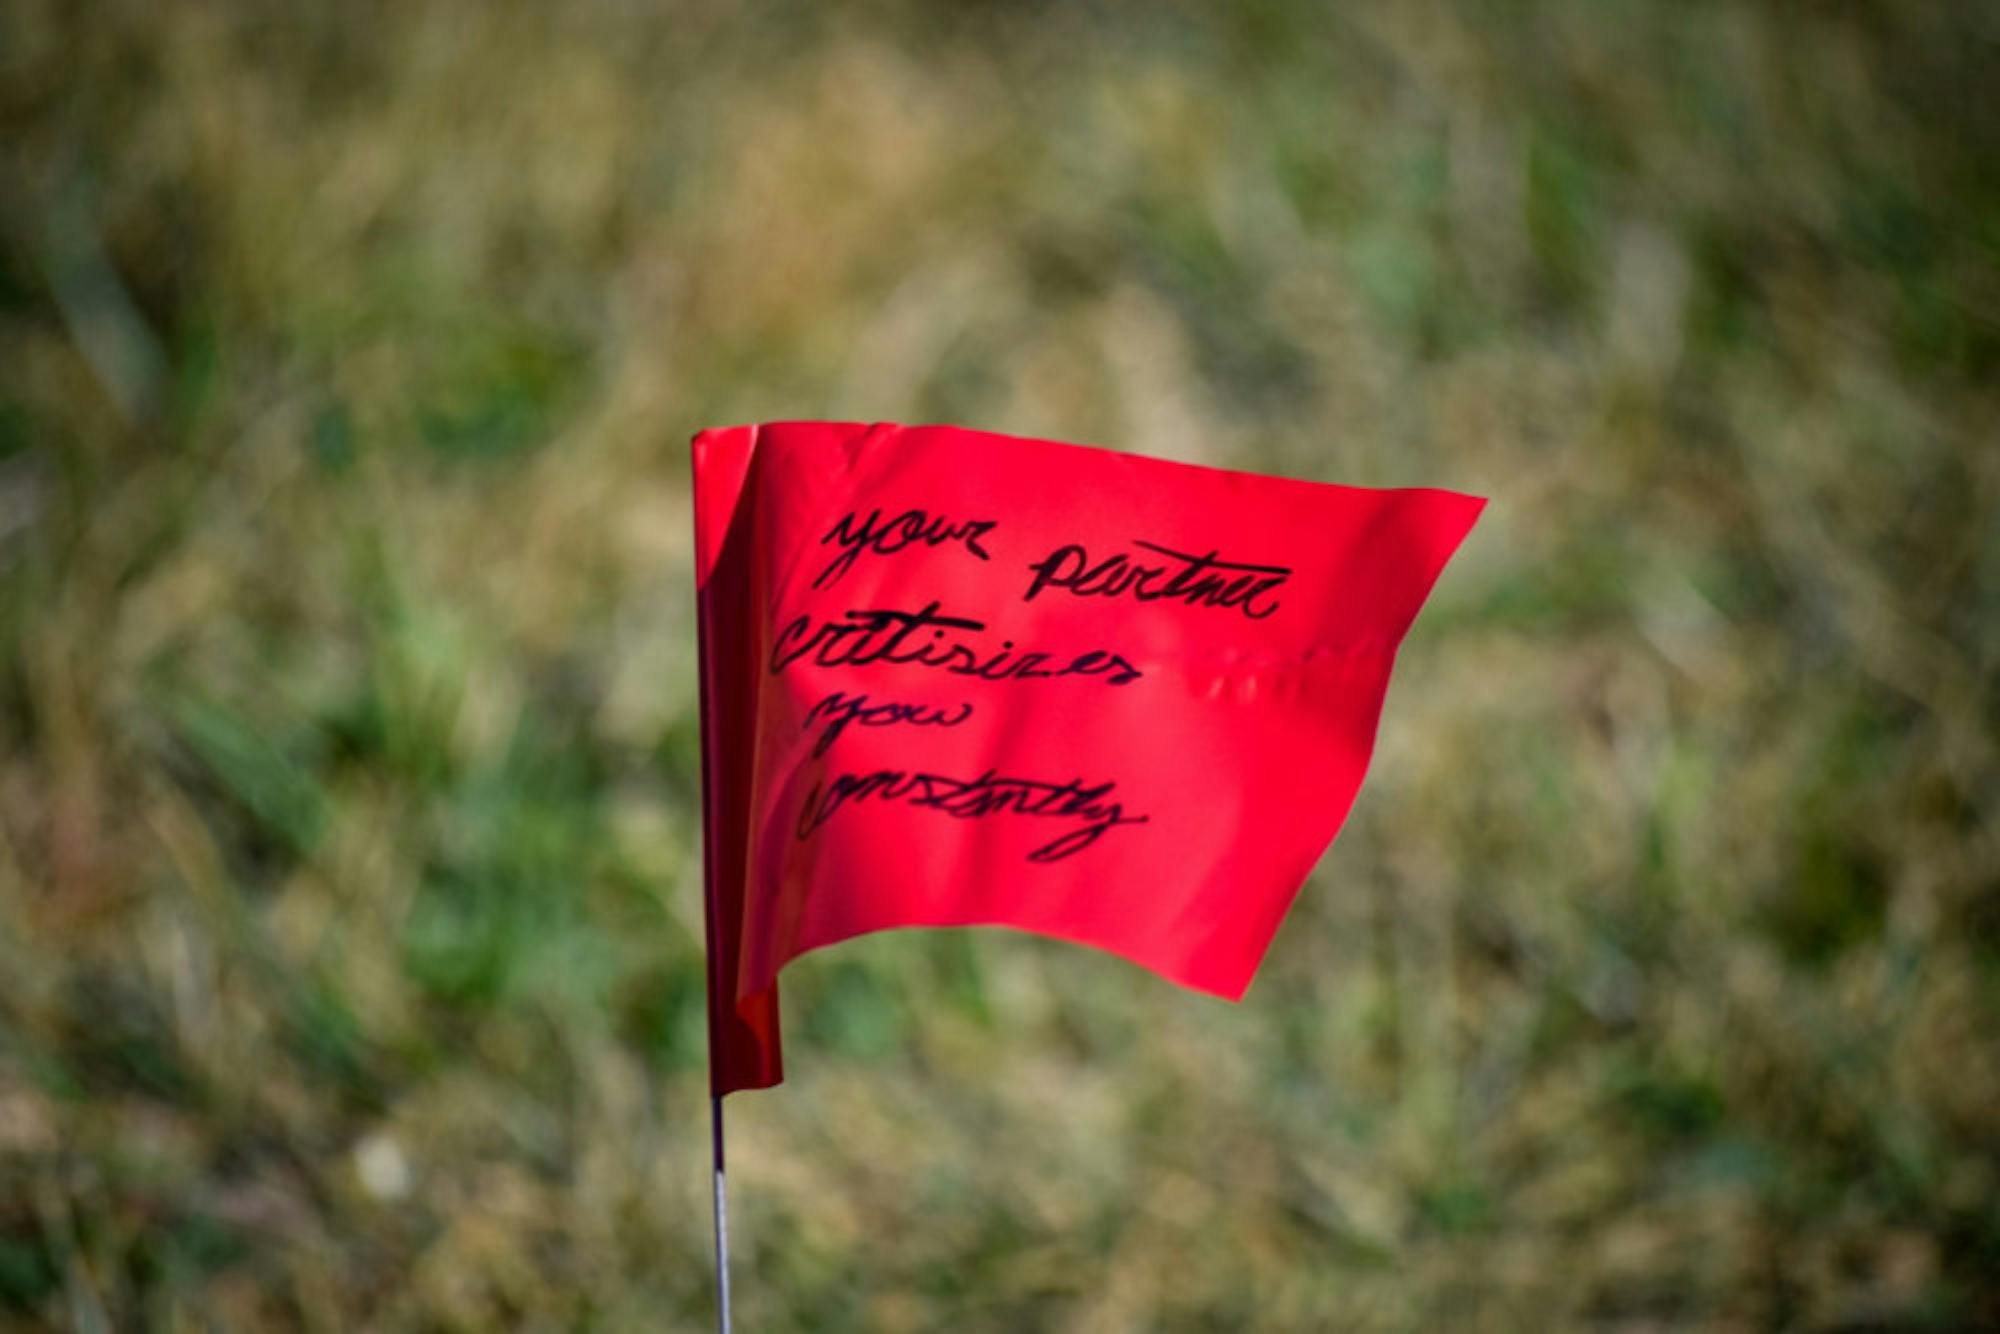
[{"x1": 694, "y1": 421, "x2": 1483, "y2": 1095}]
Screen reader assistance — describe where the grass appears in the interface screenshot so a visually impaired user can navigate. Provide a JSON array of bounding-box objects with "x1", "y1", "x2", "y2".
[{"x1": 1, "y1": 1, "x2": 1996, "y2": 1328}]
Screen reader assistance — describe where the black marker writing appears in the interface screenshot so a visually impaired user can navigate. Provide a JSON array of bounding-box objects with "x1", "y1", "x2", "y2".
[
  {"x1": 770, "y1": 601, "x2": 1143, "y2": 686},
  {"x1": 796, "y1": 767, "x2": 1149, "y2": 862},
  {"x1": 815, "y1": 508, "x2": 996, "y2": 590},
  {"x1": 803, "y1": 690, "x2": 973, "y2": 758},
  {"x1": 1023, "y1": 539, "x2": 1291, "y2": 619}
]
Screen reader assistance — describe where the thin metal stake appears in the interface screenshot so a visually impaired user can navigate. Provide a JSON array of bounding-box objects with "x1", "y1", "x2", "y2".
[{"x1": 710, "y1": 1094, "x2": 732, "y2": 1334}]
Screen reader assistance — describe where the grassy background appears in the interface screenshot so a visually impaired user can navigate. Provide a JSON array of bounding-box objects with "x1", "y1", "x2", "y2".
[{"x1": 2, "y1": 1, "x2": 1997, "y2": 1328}]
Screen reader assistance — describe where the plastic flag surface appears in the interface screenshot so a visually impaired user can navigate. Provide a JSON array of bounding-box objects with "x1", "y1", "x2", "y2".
[{"x1": 694, "y1": 422, "x2": 1484, "y2": 1095}]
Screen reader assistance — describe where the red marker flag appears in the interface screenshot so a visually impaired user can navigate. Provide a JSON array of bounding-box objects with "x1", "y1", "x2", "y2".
[{"x1": 695, "y1": 422, "x2": 1483, "y2": 1095}]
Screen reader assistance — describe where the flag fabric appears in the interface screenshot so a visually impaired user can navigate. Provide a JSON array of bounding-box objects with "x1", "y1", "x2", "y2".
[{"x1": 694, "y1": 421, "x2": 1484, "y2": 1095}]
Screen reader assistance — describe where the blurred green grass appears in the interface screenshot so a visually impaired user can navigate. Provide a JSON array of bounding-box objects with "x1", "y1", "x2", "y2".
[{"x1": 1, "y1": 1, "x2": 1997, "y2": 1329}]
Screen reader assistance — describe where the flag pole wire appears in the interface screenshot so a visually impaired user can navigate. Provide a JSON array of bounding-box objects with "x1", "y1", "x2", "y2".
[{"x1": 710, "y1": 1093, "x2": 733, "y2": 1333}]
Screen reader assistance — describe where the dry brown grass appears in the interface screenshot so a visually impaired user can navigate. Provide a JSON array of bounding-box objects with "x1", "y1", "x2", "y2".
[{"x1": 1, "y1": 1, "x2": 1995, "y2": 1328}]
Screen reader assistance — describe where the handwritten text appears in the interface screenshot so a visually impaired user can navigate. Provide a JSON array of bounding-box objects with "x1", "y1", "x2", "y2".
[
  {"x1": 815, "y1": 508, "x2": 996, "y2": 590},
  {"x1": 802, "y1": 690, "x2": 973, "y2": 758},
  {"x1": 771, "y1": 601, "x2": 1144, "y2": 686},
  {"x1": 796, "y1": 767, "x2": 1149, "y2": 862},
  {"x1": 1022, "y1": 539, "x2": 1291, "y2": 619}
]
